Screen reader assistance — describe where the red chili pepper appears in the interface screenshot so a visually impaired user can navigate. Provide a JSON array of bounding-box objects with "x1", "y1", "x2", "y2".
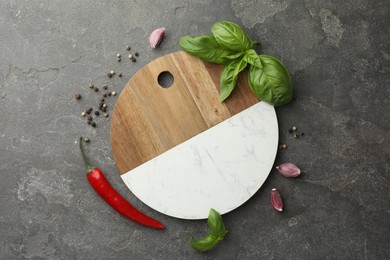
[{"x1": 79, "y1": 137, "x2": 165, "y2": 229}]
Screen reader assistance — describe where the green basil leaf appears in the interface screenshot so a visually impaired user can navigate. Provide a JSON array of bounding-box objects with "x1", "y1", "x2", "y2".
[
  {"x1": 207, "y1": 208, "x2": 228, "y2": 237},
  {"x1": 224, "y1": 51, "x2": 246, "y2": 60},
  {"x1": 179, "y1": 35, "x2": 237, "y2": 64},
  {"x1": 189, "y1": 234, "x2": 219, "y2": 252},
  {"x1": 243, "y1": 49, "x2": 262, "y2": 68},
  {"x1": 220, "y1": 58, "x2": 247, "y2": 102},
  {"x1": 211, "y1": 21, "x2": 253, "y2": 52},
  {"x1": 248, "y1": 55, "x2": 292, "y2": 106}
]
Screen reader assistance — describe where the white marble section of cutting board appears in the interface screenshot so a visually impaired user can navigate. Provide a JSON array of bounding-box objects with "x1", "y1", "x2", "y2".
[{"x1": 121, "y1": 102, "x2": 278, "y2": 219}]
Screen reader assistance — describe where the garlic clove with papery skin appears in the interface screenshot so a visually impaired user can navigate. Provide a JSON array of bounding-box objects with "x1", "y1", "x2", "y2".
[
  {"x1": 149, "y1": 28, "x2": 165, "y2": 48},
  {"x1": 276, "y1": 163, "x2": 301, "y2": 178},
  {"x1": 270, "y1": 188, "x2": 283, "y2": 212}
]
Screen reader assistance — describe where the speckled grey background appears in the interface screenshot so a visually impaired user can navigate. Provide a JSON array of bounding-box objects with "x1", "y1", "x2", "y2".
[{"x1": 1, "y1": 0, "x2": 389, "y2": 259}]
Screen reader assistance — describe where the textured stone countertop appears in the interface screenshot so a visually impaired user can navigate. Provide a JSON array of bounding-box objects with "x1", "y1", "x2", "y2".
[{"x1": 1, "y1": 1, "x2": 389, "y2": 259}]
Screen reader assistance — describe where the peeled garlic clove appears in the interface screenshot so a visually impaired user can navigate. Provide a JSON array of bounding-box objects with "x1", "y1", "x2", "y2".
[
  {"x1": 270, "y1": 188, "x2": 283, "y2": 212},
  {"x1": 276, "y1": 163, "x2": 301, "y2": 178},
  {"x1": 149, "y1": 27, "x2": 165, "y2": 48}
]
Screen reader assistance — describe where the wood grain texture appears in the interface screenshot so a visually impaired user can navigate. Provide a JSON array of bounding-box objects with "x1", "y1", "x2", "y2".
[{"x1": 110, "y1": 51, "x2": 259, "y2": 174}]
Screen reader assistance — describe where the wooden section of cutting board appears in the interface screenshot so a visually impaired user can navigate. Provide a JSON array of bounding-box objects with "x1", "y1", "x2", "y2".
[{"x1": 110, "y1": 51, "x2": 259, "y2": 174}]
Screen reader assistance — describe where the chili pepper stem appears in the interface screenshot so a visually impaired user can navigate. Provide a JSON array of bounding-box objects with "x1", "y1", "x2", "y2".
[{"x1": 79, "y1": 137, "x2": 94, "y2": 172}]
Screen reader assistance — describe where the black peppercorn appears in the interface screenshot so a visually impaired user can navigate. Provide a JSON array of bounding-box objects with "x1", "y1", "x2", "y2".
[
  {"x1": 288, "y1": 128, "x2": 293, "y2": 133},
  {"x1": 91, "y1": 122, "x2": 96, "y2": 128},
  {"x1": 131, "y1": 57, "x2": 136, "y2": 62},
  {"x1": 86, "y1": 108, "x2": 92, "y2": 114},
  {"x1": 94, "y1": 111, "x2": 100, "y2": 116},
  {"x1": 108, "y1": 73, "x2": 112, "y2": 78},
  {"x1": 126, "y1": 46, "x2": 131, "y2": 51},
  {"x1": 94, "y1": 87, "x2": 99, "y2": 92},
  {"x1": 75, "y1": 93, "x2": 81, "y2": 100},
  {"x1": 102, "y1": 85, "x2": 108, "y2": 90},
  {"x1": 118, "y1": 73, "x2": 122, "y2": 77},
  {"x1": 134, "y1": 52, "x2": 139, "y2": 57}
]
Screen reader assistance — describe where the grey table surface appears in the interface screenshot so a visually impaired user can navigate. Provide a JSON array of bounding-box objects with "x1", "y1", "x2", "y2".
[{"x1": 1, "y1": 0, "x2": 389, "y2": 259}]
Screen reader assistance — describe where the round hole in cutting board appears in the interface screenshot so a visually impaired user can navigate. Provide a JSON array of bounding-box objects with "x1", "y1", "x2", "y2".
[{"x1": 157, "y1": 71, "x2": 174, "y2": 88}]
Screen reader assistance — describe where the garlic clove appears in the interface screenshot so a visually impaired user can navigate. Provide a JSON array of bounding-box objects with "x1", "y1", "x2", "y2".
[
  {"x1": 276, "y1": 163, "x2": 301, "y2": 178},
  {"x1": 270, "y1": 188, "x2": 283, "y2": 212},
  {"x1": 149, "y1": 28, "x2": 165, "y2": 48}
]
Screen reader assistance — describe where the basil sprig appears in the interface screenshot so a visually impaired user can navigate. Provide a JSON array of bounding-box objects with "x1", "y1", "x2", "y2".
[
  {"x1": 179, "y1": 21, "x2": 292, "y2": 106},
  {"x1": 189, "y1": 208, "x2": 228, "y2": 252}
]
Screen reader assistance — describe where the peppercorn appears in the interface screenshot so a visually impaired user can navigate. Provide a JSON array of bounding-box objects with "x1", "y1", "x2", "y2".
[
  {"x1": 131, "y1": 57, "x2": 136, "y2": 62},
  {"x1": 110, "y1": 70, "x2": 115, "y2": 76},
  {"x1": 126, "y1": 46, "x2": 131, "y2": 51},
  {"x1": 99, "y1": 97, "x2": 105, "y2": 102},
  {"x1": 293, "y1": 133, "x2": 299, "y2": 138},
  {"x1": 87, "y1": 115, "x2": 93, "y2": 121},
  {"x1": 87, "y1": 121, "x2": 91, "y2": 125},
  {"x1": 104, "y1": 113, "x2": 109, "y2": 118},
  {"x1": 118, "y1": 73, "x2": 122, "y2": 77},
  {"x1": 103, "y1": 85, "x2": 108, "y2": 90},
  {"x1": 86, "y1": 108, "x2": 93, "y2": 114},
  {"x1": 84, "y1": 137, "x2": 90, "y2": 143},
  {"x1": 103, "y1": 93, "x2": 107, "y2": 97},
  {"x1": 94, "y1": 87, "x2": 99, "y2": 92},
  {"x1": 108, "y1": 73, "x2": 112, "y2": 78},
  {"x1": 300, "y1": 132, "x2": 304, "y2": 136},
  {"x1": 128, "y1": 54, "x2": 133, "y2": 59},
  {"x1": 282, "y1": 144, "x2": 287, "y2": 149},
  {"x1": 134, "y1": 52, "x2": 139, "y2": 57},
  {"x1": 91, "y1": 122, "x2": 96, "y2": 128},
  {"x1": 292, "y1": 126, "x2": 297, "y2": 131},
  {"x1": 116, "y1": 53, "x2": 121, "y2": 58},
  {"x1": 81, "y1": 112, "x2": 86, "y2": 117},
  {"x1": 107, "y1": 92, "x2": 112, "y2": 96},
  {"x1": 111, "y1": 91, "x2": 116, "y2": 96},
  {"x1": 94, "y1": 111, "x2": 100, "y2": 116},
  {"x1": 288, "y1": 128, "x2": 293, "y2": 133},
  {"x1": 89, "y1": 84, "x2": 94, "y2": 89},
  {"x1": 75, "y1": 93, "x2": 81, "y2": 100},
  {"x1": 101, "y1": 107, "x2": 107, "y2": 112}
]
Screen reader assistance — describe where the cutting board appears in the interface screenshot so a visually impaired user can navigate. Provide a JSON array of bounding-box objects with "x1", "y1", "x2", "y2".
[{"x1": 110, "y1": 51, "x2": 278, "y2": 219}]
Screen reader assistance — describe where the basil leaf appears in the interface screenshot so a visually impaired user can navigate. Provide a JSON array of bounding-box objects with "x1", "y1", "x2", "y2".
[
  {"x1": 220, "y1": 58, "x2": 247, "y2": 102},
  {"x1": 243, "y1": 49, "x2": 262, "y2": 68},
  {"x1": 207, "y1": 208, "x2": 228, "y2": 237},
  {"x1": 248, "y1": 55, "x2": 292, "y2": 106},
  {"x1": 224, "y1": 51, "x2": 246, "y2": 60},
  {"x1": 189, "y1": 234, "x2": 220, "y2": 252},
  {"x1": 211, "y1": 21, "x2": 253, "y2": 52},
  {"x1": 189, "y1": 208, "x2": 228, "y2": 252},
  {"x1": 179, "y1": 35, "x2": 237, "y2": 64}
]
